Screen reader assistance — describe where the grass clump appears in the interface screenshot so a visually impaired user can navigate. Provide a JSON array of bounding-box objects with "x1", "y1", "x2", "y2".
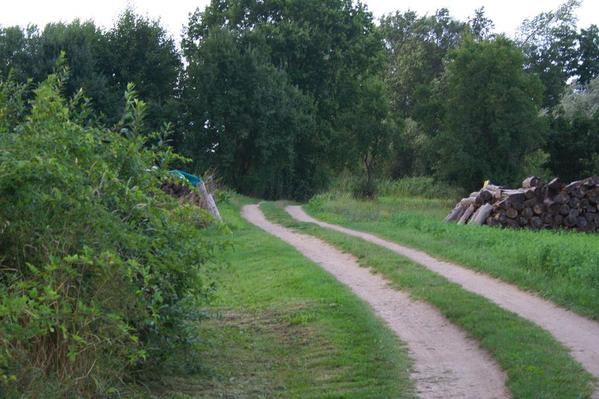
[
  {"x1": 261, "y1": 201, "x2": 595, "y2": 399},
  {"x1": 0, "y1": 72, "x2": 223, "y2": 397}
]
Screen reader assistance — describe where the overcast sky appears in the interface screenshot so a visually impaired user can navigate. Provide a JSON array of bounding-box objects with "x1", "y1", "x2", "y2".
[{"x1": 1, "y1": 0, "x2": 598, "y2": 40}]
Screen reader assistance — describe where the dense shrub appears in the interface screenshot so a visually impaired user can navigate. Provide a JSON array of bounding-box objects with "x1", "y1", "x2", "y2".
[
  {"x1": 0, "y1": 72, "x2": 221, "y2": 396},
  {"x1": 352, "y1": 178, "x2": 378, "y2": 200}
]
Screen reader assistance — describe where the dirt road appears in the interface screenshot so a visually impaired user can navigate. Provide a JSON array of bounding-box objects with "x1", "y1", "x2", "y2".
[
  {"x1": 287, "y1": 205, "x2": 599, "y2": 388},
  {"x1": 243, "y1": 204, "x2": 508, "y2": 399}
]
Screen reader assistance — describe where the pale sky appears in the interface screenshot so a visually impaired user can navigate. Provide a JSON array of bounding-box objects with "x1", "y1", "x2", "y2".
[{"x1": 1, "y1": 0, "x2": 598, "y2": 40}]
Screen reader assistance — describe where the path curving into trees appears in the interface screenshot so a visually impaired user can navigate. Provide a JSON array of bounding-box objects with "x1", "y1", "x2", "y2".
[
  {"x1": 286, "y1": 205, "x2": 599, "y2": 394},
  {"x1": 243, "y1": 204, "x2": 508, "y2": 399}
]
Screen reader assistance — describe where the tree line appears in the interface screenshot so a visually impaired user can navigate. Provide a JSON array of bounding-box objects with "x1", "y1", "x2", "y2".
[{"x1": 1, "y1": 0, "x2": 598, "y2": 197}]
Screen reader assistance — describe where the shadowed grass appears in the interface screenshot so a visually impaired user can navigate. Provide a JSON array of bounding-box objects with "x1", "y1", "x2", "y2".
[{"x1": 261, "y1": 201, "x2": 595, "y2": 399}]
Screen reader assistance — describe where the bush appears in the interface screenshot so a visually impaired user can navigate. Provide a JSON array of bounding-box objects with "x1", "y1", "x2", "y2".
[
  {"x1": 352, "y1": 178, "x2": 378, "y2": 200},
  {"x1": 0, "y1": 73, "x2": 222, "y2": 396}
]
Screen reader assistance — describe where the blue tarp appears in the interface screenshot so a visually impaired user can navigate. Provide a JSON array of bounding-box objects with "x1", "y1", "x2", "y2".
[{"x1": 169, "y1": 170, "x2": 202, "y2": 187}]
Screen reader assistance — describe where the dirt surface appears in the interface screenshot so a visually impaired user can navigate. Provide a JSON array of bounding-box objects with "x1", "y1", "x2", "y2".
[
  {"x1": 243, "y1": 204, "x2": 509, "y2": 399},
  {"x1": 287, "y1": 205, "x2": 599, "y2": 391}
]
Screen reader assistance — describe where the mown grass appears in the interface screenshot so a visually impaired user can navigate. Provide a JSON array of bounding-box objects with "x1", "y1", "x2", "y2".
[
  {"x1": 260, "y1": 201, "x2": 596, "y2": 399},
  {"x1": 306, "y1": 193, "x2": 599, "y2": 320},
  {"x1": 150, "y1": 196, "x2": 415, "y2": 399}
]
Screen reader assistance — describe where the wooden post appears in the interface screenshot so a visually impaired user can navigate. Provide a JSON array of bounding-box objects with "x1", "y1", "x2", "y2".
[{"x1": 197, "y1": 180, "x2": 222, "y2": 221}]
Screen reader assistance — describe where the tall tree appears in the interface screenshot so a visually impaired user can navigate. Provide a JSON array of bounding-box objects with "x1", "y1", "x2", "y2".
[
  {"x1": 435, "y1": 37, "x2": 546, "y2": 190},
  {"x1": 468, "y1": 7, "x2": 495, "y2": 40},
  {"x1": 33, "y1": 21, "x2": 111, "y2": 114},
  {"x1": 183, "y1": 0, "x2": 389, "y2": 198},
  {"x1": 517, "y1": 0, "x2": 581, "y2": 109},
  {"x1": 100, "y1": 9, "x2": 182, "y2": 130},
  {"x1": 577, "y1": 25, "x2": 599, "y2": 85},
  {"x1": 381, "y1": 9, "x2": 465, "y2": 119},
  {"x1": 0, "y1": 25, "x2": 37, "y2": 81},
  {"x1": 0, "y1": 10, "x2": 182, "y2": 132},
  {"x1": 183, "y1": 28, "x2": 318, "y2": 199},
  {"x1": 380, "y1": 9, "x2": 467, "y2": 176},
  {"x1": 547, "y1": 76, "x2": 599, "y2": 180}
]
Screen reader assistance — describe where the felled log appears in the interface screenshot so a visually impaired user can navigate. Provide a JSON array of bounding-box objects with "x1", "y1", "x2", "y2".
[
  {"x1": 457, "y1": 204, "x2": 476, "y2": 225},
  {"x1": 506, "y1": 208, "x2": 518, "y2": 219},
  {"x1": 547, "y1": 177, "x2": 563, "y2": 192},
  {"x1": 469, "y1": 203, "x2": 494, "y2": 226},
  {"x1": 521, "y1": 207, "x2": 533, "y2": 219},
  {"x1": 530, "y1": 216, "x2": 543, "y2": 230},
  {"x1": 444, "y1": 205, "x2": 464, "y2": 222},
  {"x1": 522, "y1": 176, "x2": 542, "y2": 188}
]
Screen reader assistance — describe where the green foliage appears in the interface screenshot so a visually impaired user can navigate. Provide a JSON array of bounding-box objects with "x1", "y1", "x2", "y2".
[
  {"x1": 522, "y1": 149, "x2": 552, "y2": 181},
  {"x1": 577, "y1": 25, "x2": 599, "y2": 85},
  {"x1": 330, "y1": 175, "x2": 462, "y2": 201},
  {"x1": 183, "y1": 28, "x2": 319, "y2": 200},
  {"x1": 352, "y1": 178, "x2": 378, "y2": 200},
  {"x1": 0, "y1": 9, "x2": 182, "y2": 134},
  {"x1": 559, "y1": 76, "x2": 599, "y2": 118},
  {"x1": 517, "y1": 0, "x2": 581, "y2": 109},
  {"x1": 183, "y1": 0, "x2": 389, "y2": 199},
  {"x1": 0, "y1": 73, "x2": 221, "y2": 396},
  {"x1": 546, "y1": 111, "x2": 599, "y2": 181},
  {"x1": 380, "y1": 9, "x2": 468, "y2": 178},
  {"x1": 380, "y1": 9, "x2": 466, "y2": 121},
  {"x1": 0, "y1": 72, "x2": 29, "y2": 132},
  {"x1": 435, "y1": 36, "x2": 546, "y2": 191},
  {"x1": 377, "y1": 177, "x2": 464, "y2": 200}
]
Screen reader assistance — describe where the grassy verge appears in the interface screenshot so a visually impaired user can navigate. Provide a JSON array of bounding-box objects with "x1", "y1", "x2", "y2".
[
  {"x1": 150, "y1": 196, "x2": 415, "y2": 399},
  {"x1": 306, "y1": 194, "x2": 599, "y2": 320},
  {"x1": 260, "y1": 201, "x2": 595, "y2": 399}
]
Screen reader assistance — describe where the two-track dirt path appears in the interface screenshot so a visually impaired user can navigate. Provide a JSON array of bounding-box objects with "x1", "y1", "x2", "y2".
[
  {"x1": 287, "y1": 205, "x2": 599, "y2": 390},
  {"x1": 243, "y1": 204, "x2": 509, "y2": 399}
]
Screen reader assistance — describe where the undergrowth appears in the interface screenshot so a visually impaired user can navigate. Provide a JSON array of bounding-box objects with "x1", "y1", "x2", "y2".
[{"x1": 0, "y1": 66, "x2": 224, "y2": 397}]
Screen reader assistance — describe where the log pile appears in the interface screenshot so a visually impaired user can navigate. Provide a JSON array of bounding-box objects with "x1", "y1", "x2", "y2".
[
  {"x1": 446, "y1": 176, "x2": 599, "y2": 232},
  {"x1": 161, "y1": 181, "x2": 209, "y2": 209}
]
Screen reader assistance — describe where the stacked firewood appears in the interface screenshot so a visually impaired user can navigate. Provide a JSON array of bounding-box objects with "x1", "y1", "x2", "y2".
[
  {"x1": 446, "y1": 176, "x2": 599, "y2": 231},
  {"x1": 160, "y1": 181, "x2": 208, "y2": 209}
]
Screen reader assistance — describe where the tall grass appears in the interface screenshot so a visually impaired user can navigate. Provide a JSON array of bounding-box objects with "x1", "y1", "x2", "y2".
[{"x1": 328, "y1": 174, "x2": 465, "y2": 200}]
